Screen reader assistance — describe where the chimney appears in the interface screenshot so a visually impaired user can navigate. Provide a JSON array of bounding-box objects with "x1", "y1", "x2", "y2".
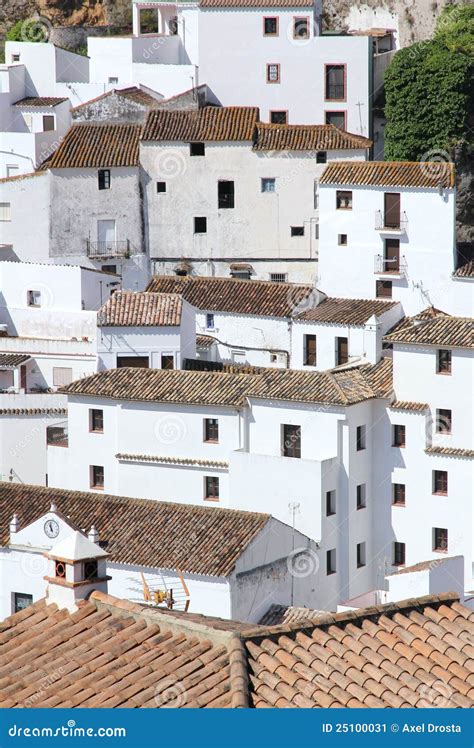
[
  {"x1": 9, "y1": 513, "x2": 19, "y2": 536},
  {"x1": 88, "y1": 525, "x2": 100, "y2": 544}
]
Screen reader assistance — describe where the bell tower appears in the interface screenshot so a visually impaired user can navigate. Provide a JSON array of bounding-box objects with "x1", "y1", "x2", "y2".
[{"x1": 44, "y1": 530, "x2": 110, "y2": 612}]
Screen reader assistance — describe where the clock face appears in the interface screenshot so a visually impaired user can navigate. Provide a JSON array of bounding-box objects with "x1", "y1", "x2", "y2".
[{"x1": 44, "y1": 519, "x2": 60, "y2": 539}]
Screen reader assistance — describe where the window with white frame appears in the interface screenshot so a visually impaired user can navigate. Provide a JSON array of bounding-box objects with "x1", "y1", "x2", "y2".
[{"x1": 0, "y1": 203, "x2": 11, "y2": 221}]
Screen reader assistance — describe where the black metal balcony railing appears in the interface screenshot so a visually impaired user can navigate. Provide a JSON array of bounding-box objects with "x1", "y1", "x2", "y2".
[
  {"x1": 375, "y1": 211, "x2": 408, "y2": 232},
  {"x1": 47, "y1": 424, "x2": 68, "y2": 448},
  {"x1": 374, "y1": 254, "x2": 407, "y2": 276},
  {"x1": 86, "y1": 239, "x2": 131, "y2": 258}
]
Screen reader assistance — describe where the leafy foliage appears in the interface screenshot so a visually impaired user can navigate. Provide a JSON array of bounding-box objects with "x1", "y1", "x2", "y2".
[{"x1": 434, "y1": 4, "x2": 474, "y2": 56}]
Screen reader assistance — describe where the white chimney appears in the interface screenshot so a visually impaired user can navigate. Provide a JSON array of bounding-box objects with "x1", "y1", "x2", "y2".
[
  {"x1": 88, "y1": 525, "x2": 100, "y2": 544},
  {"x1": 10, "y1": 513, "x2": 19, "y2": 536}
]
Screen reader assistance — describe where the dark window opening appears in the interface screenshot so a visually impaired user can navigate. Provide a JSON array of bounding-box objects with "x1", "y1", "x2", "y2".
[
  {"x1": 392, "y1": 483, "x2": 406, "y2": 506},
  {"x1": 291, "y1": 226, "x2": 304, "y2": 237},
  {"x1": 392, "y1": 424, "x2": 406, "y2": 447},
  {"x1": 98, "y1": 169, "x2": 111, "y2": 190},
  {"x1": 326, "y1": 549, "x2": 336, "y2": 575},
  {"x1": 393, "y1": 542, "x2": 405, "y2": 566},
  {"x1": 264, "y1": 17, "x2": 278, "y2": 36},
  {"x1": 205, "y1": 476, "x2": 219, "y2": 501},
  {"x1": 157, "y1": 181, "x2": 166, "y2": 193},
  {"x1": 204, "y1": 418, "x2": 219, "y2": 442},
  {"x1": 316, "y1": 151, "x2": 327, "y2": 164},
  {"x1": 117, "y1": 355, "x2": 149, "y2": 368},
  {"x1": 91, "y1": 465, "x2": 104, "y2": 489},
  {"x1": 161, "y1": 354, "x2": 174, "y2": 370},
  {"x1": 84, "y1": 560, "x2": 98, "y2": 580},
  {"x1": 356, "y1": 484, "x2": 366, "y2": 509},
  {"x1": 356, "y1": 542, "x2": 366, "y2": 568},
  {"x1": 90, "y1": 409, "x2": 104, "y2": 433},
  {"x1": 270, "y1": 110, "x2": 287, "y2": 124},
  {"x1": 437, "y1": 349, "x2": 452, "y2": 374},
  {"x1": 282, "y1": 424, "x2": 301, "y2": 458},
  {"x1": 336, "y1": 336, "x2": 348, "y2": 366},
  {"x1": 325, "y1": 64, "x2": 345, "y2": 101},
  {"x1": 356, "y1": 425, "x2": 366, "y2": 451},
  {"x1": 433, "y1": 527, "x2": 448, "y2": 552},
  {"x1": 325, "y1": 111, "x2": 346, "y2": 129},
  {"x1": 303, "y1": 334, "x2": 316, "y2": 366},
  {"x1": 194, "y1": 217, "x2": 207, "y2": 234},
  {"x1": 336, "y1": 190, "x2": 352, "y2": 209},
  {"x1": 433, "y1": 470, "x2": 448, "y2": 495},
  {"x1": 218, "y1": 180, "x2": 235, "y2": 209},
  {"x1": 326, "y1": 490, "x2": 336, "y2": 516},
  {"x1": 376, "y1": 280, "x2": 392, "y2": 298},
  {"x1": 436, "y1": 408, "x2": 452, "y2": 434},
  {"x1": 190, "y1": 142, "x2": 205, "y2": 156}
]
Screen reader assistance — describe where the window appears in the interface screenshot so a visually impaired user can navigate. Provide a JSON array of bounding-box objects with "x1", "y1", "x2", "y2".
[
  {"x1": 108, "y1": 76, "x2": 119, "y2": 84},
  {"x1": 190, "y1": 142, "x2": 205, "y2": 156},
  {"x1": 55, "y1": 560, "x2": 66, "y2": 578},
  {"x1": 291, "y1": 226, "x2": 304, "y2": 237},
  {"x1": 433, "y1": 470, "x2": 448, "y2": 495},
  {"x1": 356, "y1": 542, "x2": 366, "y2": 568},
  {"x1": 43, "y1": 115, "x2": 55, "y2": 132},
  {"x1": 206, "y1": 313, "x2": 215, "y2": 330},
  {"x1": 437, "y1": 349, "x2": 452, "y2": 374},
  {"x1": 84, "y1": 560, "x2": 98, "y2": 580},
  {"x1": 392, "y1": 483, "x2": 406, "y2": 506},
  {"x1": 90, "y1": 465, "x2": 104, "y2": 490},
  {"x1": 336, "y1": 190, "x2": 352, "y2": 209},
  {"x1": 336, "y1": 336, "x2": 348, "y2": 366},
  {"x1": 315, "y1": 223, "x2": 319, "y2": 240},
  {"x1": 356, "y1": 425, "x2": 366, "y2": 451},
  {"x1": 12, "y1": 54, "x2": 21, "y2": 62},
  {"x1": 204, "y1": 418, "x2": 219, "y2": 442},
  {"x1": 436, "y1": 408, "x2": 452, "y2": 434},
  {"x1": 218, "y1": 180, "x2": 235, "y2": 209},
  {"x1": 161, "y1": 354, "x2": 174, "y2": 370},
  {"x1": 270, "y1": 110, "x2": 287, "y2": 124},
  {"x1": 53, "y1": 367, "x2": 72, "y2": 386},
  {"x1": 316, "y1": 151, "x2": 327, "y2": 164},
  {"x1": 314, "y1": 181, "x2": 319, "y2": 209},
  {"x1": 393, "y1": 541, "x2": 405, "y2": 566},
  {"x1": 326, "y1": 490, "x2": 336, "y2": 516},
  {"x1": 98, "y1": 169, "x2": 111, "y2": 190},
  {"x1": 169, "y1": 16, "x2": 178, "y2": 35},
  {"x1": 376, "y1": 280, "x2": 392, "y2": 298},
  {"x1": 338, "y1": 234, "x2": 347, "y2": 246},
  {"x1": 356, "y1": 484, "x2": 366, "y2": 510},
  {"x1": 90, "y1": 409, "x2": 104, "y2": 433},
  {"x1": 270, "y1": 273, "x2": 287, "y2": 283},
  {"x1": 325, "y1": 64, "x2": 346, "y2": 101},
  {"x1": 326, "y1": 549, "x2": 336, "y2": 575},
  {"x1": 204, "y1": 476, "x2": 219, "y2": 501},
  {"x1": 266, "y1": 64, "x2": 280, "y2": 84},
  {"x1": 101, "y1": 264, "x2": 117, "y2": 275},
  {"x1": 14, "y1": 592, "x2": 33, "y2": 613},
  {"x1": 263, "y1": 17, "x2": 278, "y2": 36},
  {"x1": 194, "y1": 216, "x2": 207, "y2": 234},
  {"x1": 261, "y1": 177, "x2": 276, "y2": 193},
  {"x1": 325, "y1": 111, "x2": 346, "y2": 129},
  {"x1": 282, "y1": 424, "x2": 301, "y2": 459},
  {"x1": 293, "y1": 17, "x2": 310, "y2": 39},
  {"x1": 433, "y1": 527, "x2": 448, "y2": 552},
  {"x1": 303, "y1": 334, "x2": 316, "y2": 366},
  {"x1": 392, "y1": 424, "x2": 406, "y2": 448},
  {"x1": 117, "y1": 355, "x2": 149, "y2": 368},
  {"x1": 23, "y1": 113, "x2": 33, "y2": 132},
  {"x1": 0, "y1": 202, "x2": 11, "y2": 221},
  {"x1": 157, "y1": 181, "x2": 167, "y2": 193},
  {"x1": 27, "y1": 290, "x2": 41, "y2": 307}
]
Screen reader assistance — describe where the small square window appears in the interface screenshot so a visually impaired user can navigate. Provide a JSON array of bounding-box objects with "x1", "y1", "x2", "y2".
[
  {"x1": 316, "y1": 151, "x2": 327, "y2": 164},
  {"x1": 90, "y1": 409, "x2": 104, "y2": 433},
  {"x1": 436, "y1": 408, "x2": 452, "y2": 434},
  {"x1": 376, "y1": 280, "x2": 392, "y2": 298},
  {"x1": 392, "y1": 483, "x2": 406, "y2": 506},
  {"x1": 204, "y1": 418, "x2": 219, "y2": 443},
  {"x1": 356, "y1": 425, "x2": 366, "y2": 451},
  {"x1": 393, "y1": 541, "x2": 405, "y2": 566},
  {"x1": 206, "y1": 313, "x2": 215, "y2": 330},
  {"x1": 12, "y1": 54, "x2": 21, "y2": 63},
  {"x1": 190, "y1": 142, "x2": 205, "y2": 156},
  {"x1": 433, "y1": 470, "x2": 448, "y2": 495},
  {"x1": 261, "y1": 178, "x2": 276, "y2": 193},
  {"x1": 263, "y1": 17, "x2": 278, "y2": 36},
  {"x1": 392, "y1": 424, "x2": 406, "y2": 448},
  {"x1": 291, "y1": 226, "x2": 304, "y2": 237},
  {"x1": 157, "y1": 182, "x2": 167, "y2": 193},
  {"x1": 326, "y1": 549, "x2": 336, "y2": 575},
  {"x1": 338, "y1": 234, "x2": 347, "y2": 246},
  {"x1": 356, "y1": 483, "x2": 366, "y2": 510},
  {"x1": 204, "y1": 476, "x2": 219, "y2": 501},
  {"x1": 356, "y1": 542, "x2": 366, "y2": 568},
  {"x1": 108, "y1": 77, "x2": 119, "y2": 84},
  {"x1": 98, "y1": 169, "x2": 110, "y2": 190},
  {"x1": 282, "y1": 424, "x2": 301, "y2": 458},
  {"x1": 27, "y1": 290, "x2": 41, "y2": 307},
  {"x1": 437, "y1": 349, "x2": 452, "y2": 374},
  {"x1": 266, "y1": 63, "x2": 280, "y2": 84},
  {"x1": 84, "y1": 559, "x2": 98, "y2": 580},
  {"x1": 293, "y1": 17, "x2": 310, "y2": 39},
  {"x1": 42, "y1": 115, "x2": 55, "y2": 132},
  {"x1": 336, "y1": 190, "x2": 352, "y2": 209},
  {"x1": 90, "y1": 465, "x2": 104, "y2": 490},
  {"x1": 270, "y1": 110, "x2": 287, "y2": 124},
  {"x1": 14, "y1": 592, "x2": 32, "y2": 613},
  {"x1": 433, "y1": 527, "x2": 448, "y2": 552},
  {"x1": 161, "y1": 354, "x2": 174, "y2": 370},
  {"x1": 194, "y1": 217, "x2": 207, "y2": 234},
  {"x1": 326, "y1": 490, "x2": 336, "y2": 516}
]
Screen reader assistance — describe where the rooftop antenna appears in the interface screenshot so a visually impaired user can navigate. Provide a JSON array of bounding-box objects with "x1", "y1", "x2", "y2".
[{"x1": 288, "y1": 502, "x2": 301, "y2": 606}]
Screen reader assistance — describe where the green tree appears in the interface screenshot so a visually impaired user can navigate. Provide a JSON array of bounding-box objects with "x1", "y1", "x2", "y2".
[
  {"x1": 6, "y1": 18, "x2": 50, "y2": 43},
  {"x1": 434, "y1": 4, "x2": 474, "y2": 56}
]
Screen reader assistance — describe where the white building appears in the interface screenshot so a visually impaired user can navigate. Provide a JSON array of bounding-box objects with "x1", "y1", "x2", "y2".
[
  {"x1": 317, "y1": 160, "x2": 472, "y2": 317},
  {"x1": 142, "y1": 106, "x2": 370, "y2": 282},
  {"x1": 97, "y1": 290, "x2": 197, "y2": 370},
  {"x1": 0, "y1": 481, "x2": 318, "y2": 622},
  {"x1": 147, "y1": 275, "x2": 403, "y2": 369},
  {"x1": 0, "y1": 261, "x2": 117, "y2": 485}
]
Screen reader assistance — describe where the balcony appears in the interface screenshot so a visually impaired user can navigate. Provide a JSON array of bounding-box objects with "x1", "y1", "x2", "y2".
[
  {"x1": 47, "y1": 422, "x2": 68, "y2": 448},
  {"x1": 86, "y1": 239, "x2": 131, "y2": 259},
  {"x1": 375, "y1": 211, "x2": 408, "y2": 233},
  {"x1": 374, "y1": 254, "x2": 407, "y2": 277}
]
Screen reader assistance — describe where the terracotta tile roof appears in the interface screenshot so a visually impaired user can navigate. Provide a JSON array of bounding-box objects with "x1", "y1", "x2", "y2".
[
  {"x1": 116, "y1": 453, "x2": 229, "y2": 469},
  {"x1": 0, "y1": 171, "x2": 47, "y2": 185},
  {"x1": 14, "y1": 96, "x2": 68, "y2": 107},
  {"x1": 453, "y1": 260, "x2": 474, "y2": 278},
  {"x1": 200, "y1": 0, "x2": 313, "y2": 6},
  {"x1": 0, "y1": 408, "x2": 67, "y2": 416},
  {"x1": 244, "y1": 592, "x2": 474, "y2": 708},
  {"x1": 44, "y1": 123, "x2": 142, "y2": 169},
  {"x1": 259, "y1": 605, "x2": 326, "y2": 626},
  {"x1": 254, "y1": 123, "x2": 371, "y2": 151},
  {"x1": 387, "y1": 556, "x2": 463, "y2": 576},
  {"x1": 390, "y1": 401, "x2": 429, "y2": 412},
  {"x1": 384, "y1": 309, "x2": 473, "y2": 349},
  {"x1": 0, "y1": 353, "x2": 31, "y2": 368},
  {"x1": 295, "y1": 297, "x2": 398, "y2": 325},
  {"x1": 425, "y1": 447, "x2": 474, "y2": 459},
  {"x1": 0, "y1": 483, "x2": 270, "y2": 577},
  {"x1": 143, "y1": 107, "x2": 259, "y2": 142},
  {"x1": 319, "y1": 160, "x2": 456, "y2": 189},
  {"x1": 196, "y1": 334, "x2": 216, "y2": 349},
  {"x1": 72, "y1": 86, "x2": 162, "y2": 113},
  {"x1": 146, "y1": 275, "x2": 316, "y2": 317},
  {"x1": 97, "y1": 292, "x2": 183, "y2": 327}
]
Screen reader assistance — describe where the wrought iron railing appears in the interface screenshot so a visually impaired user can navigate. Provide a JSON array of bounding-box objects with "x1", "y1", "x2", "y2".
[
  {"x1": 375, "y1": 211, "x2": 408, "y2": 232},
  {"x1": 86, "y1": 239, "x2": 131, "y2": 258},
  {"x1": 374, "y1": 254, "x2": 407, "y2": 276}
]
